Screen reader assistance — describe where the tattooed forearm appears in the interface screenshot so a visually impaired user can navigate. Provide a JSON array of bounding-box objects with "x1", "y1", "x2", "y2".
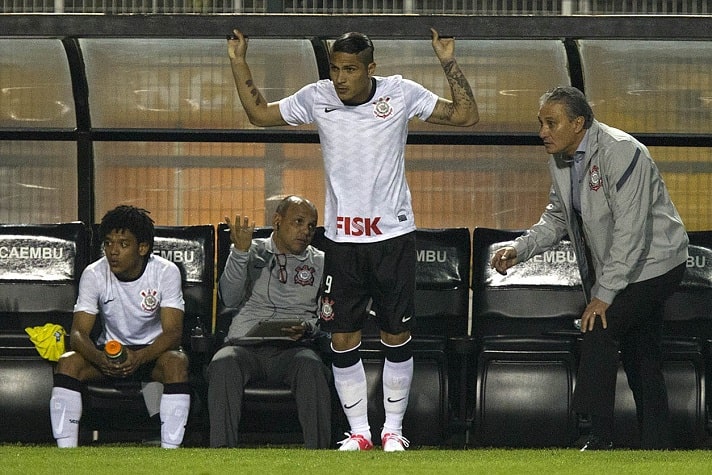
[
  {"x1": 229, "y1": 51, "x2": 286, "y2": 127},
  {"x1": 245, "y1": 79, "x2": 263, "y2": 106},
  {"x1": 442, "y1": 59, "x2": 456, "y2": 76},
  {"x1": 442, "y1": 59, "x2": 475, "y2": 105},
  {"x1": 438, "y1": 58, "x2": 478, "y2": 125}
]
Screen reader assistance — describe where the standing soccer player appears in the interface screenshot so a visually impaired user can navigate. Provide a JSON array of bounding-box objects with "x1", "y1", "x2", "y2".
[{"x1": 227, "y1": 28, "x2": 478, "y2": 451}]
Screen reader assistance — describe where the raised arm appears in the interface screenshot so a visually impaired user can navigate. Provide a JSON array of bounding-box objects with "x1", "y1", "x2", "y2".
[
  {"x1": 227, "y1": 29, "x2": 288, "y2": 127},
  {"x1": 426, "y1": 28, "x2": 479, "y2": 127},
  {"x1": 218, "y1": 214, "x2": 255, "y2": 308}
]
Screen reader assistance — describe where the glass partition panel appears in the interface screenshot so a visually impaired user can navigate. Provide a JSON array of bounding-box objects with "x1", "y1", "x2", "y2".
[
  {"x1": 0, "y1": 39, "x2": 75, "y2": 128},
  {"x1": 648, "y1": 146, "x2": 712, "y2": 231},
  {"x1": 407, "y1": 144, "x2": 551, "y2": 229},
  {"x1": 93, "y1": 141, "x2": 324, "y2": 226},
  {"x1": 369, "y1": 39, "x2": 569, "y2": 132},
  {"x1": 580, "y1": 40, "x2": 712, "y2": 134},
  {"x1": 81, "y1": 38, "x2": 319, "y2": 129},
  {"x1": 94, "y1": 141, "x2": 553, "y2": 230},
  {"x1": 0, "y1": 141, "x2": 77, "y2": 222}
]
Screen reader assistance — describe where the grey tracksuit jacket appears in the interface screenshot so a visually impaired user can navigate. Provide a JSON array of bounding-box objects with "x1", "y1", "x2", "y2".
[
  {"x1": 219, "y1": 236, "x2": 324, "y2": 341},
  {"x1": 512, "y1": 120, "x2": 688, "y2": 304}
]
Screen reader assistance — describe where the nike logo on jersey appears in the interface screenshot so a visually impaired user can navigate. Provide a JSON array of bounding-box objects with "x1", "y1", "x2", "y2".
[
  {"x1": 324, "y1": 107, "x2": 338, "y2": 113},
  {"x1": 401, "y1": 315, "x2": 412, "y2": 323},
  {"x1": 387, "y1": 397, "x2": 406, "y2": 403},
  {"x1": 344, "y1": 399, "x2": 363, "y2": 410}
]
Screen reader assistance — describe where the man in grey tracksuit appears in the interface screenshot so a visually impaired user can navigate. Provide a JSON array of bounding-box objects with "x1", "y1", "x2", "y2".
[
  {"x1": 492, "y1": 86, "x2": 688, "y2": 450},
  {"x1": 208, "y1": 195, "x2": 331, "y2": 448}
]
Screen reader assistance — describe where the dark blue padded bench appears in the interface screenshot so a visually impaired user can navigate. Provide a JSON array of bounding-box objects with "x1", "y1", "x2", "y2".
[
  {"x1": 0, "y1": 222, "x2": 91, "y2": 442},
  {"x1": 355, "y1": 228, "x2": 471, "y2": 447},
  {"x1": 469, "y1": 227, "x2": 584, "y2": 448},
  {"x1": 214, "y1": 225, "x2": 470, "y2": 447},
  {"x1": 606, "y1": 231, "x2": 709, "y2": 449}
]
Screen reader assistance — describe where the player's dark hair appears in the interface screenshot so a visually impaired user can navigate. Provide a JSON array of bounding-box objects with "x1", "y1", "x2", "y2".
[
  {"x1": 99, "y1": 205, "x2": 155, "y2": 253},
  {"x1": 540, "y1": 86, "x2": 594, "y2": 129},
  {"x1": 331, "y1": 31, "x2": 374, "y2": 65}
]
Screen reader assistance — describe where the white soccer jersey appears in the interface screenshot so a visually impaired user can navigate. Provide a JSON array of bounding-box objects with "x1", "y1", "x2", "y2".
[
  {"x1": 74, "y1": 254, "x2": 185, "y2": 345},
  {"x1": 279, "y1": 75, "x2": 438, "y2": 243}
]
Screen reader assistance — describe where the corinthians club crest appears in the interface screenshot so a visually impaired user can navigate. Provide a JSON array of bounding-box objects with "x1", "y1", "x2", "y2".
[
  {"x1": 589, "y1": 165, "x2": 602, "y2": 191},
  {"x1": 319, "y1": 296, "x2": 335, "y2": 321},
  {"x1": 294, "y1": 264, "x2": 316, "y2": 286},
  {"x1": 140, "y1": 288, "x2": 159, "y2": 312},
  {"x1": 373, "y1": 96, "x2": 393, "y2": 119}
]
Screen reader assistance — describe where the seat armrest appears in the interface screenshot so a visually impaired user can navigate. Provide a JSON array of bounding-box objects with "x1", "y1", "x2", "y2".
[
  {"x1": 449, "y1": 336, "x2": 476, "y2": 355},
  {"x1": 190, "y1": 330, "x2": 214, "y2": 353}
]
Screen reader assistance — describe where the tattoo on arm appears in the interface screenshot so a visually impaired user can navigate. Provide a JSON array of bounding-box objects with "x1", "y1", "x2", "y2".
[
  {"x1": 244, "y1": 79, "x2": 263, "y2": 106},
  {"x1": 441, "y1": 59, "x2": 475, "y2": 120}
]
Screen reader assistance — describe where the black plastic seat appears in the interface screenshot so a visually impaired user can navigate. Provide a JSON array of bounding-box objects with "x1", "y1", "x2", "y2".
[
  {"x1": 0, "y1": 222, "x2": 91, "y2": 443},
  {"x1": 607, "y1": 231, "x2": 710, "y2": 449},
  {"x1": 214, "y1": 225, "x2": 470, "y2": 447},
  {"x1": 648, "y1": 230, "x2": 712, "y2": 449},
  {"x1": 475, "y1": 335, "x2": 577, "y2": 447},
  {"x1": 469, "y1": 227, "x2": 584, "y2": 447}
]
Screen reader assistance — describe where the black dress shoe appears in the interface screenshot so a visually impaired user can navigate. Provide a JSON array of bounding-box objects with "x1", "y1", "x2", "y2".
[{"x1": 580, "y1": 436, "x2": 613, "y2": 451}]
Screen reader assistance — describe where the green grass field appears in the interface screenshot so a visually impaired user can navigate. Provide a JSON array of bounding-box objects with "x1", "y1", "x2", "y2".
[{"x1": 3, "y1": 445, "x2": 712, "y2": 475}]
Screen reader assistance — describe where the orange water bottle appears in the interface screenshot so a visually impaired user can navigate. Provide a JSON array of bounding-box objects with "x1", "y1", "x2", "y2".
[{"x1": 105, "y1": 340, "x2": 127, "y2": 364}]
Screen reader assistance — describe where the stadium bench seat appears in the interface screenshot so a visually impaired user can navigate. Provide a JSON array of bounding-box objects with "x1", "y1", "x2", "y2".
[
  {"x1": 605, "y1": 230, "x2": 709, "y2": 449},
  {"x1": 410, "y1": 228, "x2": 471, "y2": 340},
  {"x1": 610, "y1": 338, "x2": 705, "y2": 449},
  {"x1": 214, "y1": 225, "x2": 469, "y2": 447},
  {"x1": 468, "y1": 227, "x2": 708, "y2": 449},
  {"x1": 81, "y1": 224, "x2": 215, "y2": 445},
  {"x1": 0, "y1": 222, "x2": 91, "y2": 442},
  {"x1": 616, "y1": 229, "x2": 712, "y2": 449},
  {"x1": 352, "y1": 228, "x2": 471, "y2": 447},
  {"x1": 469, "y1": 227, "x2": 584, "y2": 447}
]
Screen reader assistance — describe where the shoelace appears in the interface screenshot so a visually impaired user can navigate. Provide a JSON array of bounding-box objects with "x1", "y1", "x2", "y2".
[
  {"x1": 338, "y1": 432, "x2": 371, "y2": 447},
  {"x1": 383, "y1": 433, "x2": 410, "y2": 448}
]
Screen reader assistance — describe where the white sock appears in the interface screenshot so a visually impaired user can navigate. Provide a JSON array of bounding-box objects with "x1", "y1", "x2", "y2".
[
  {"x1": 50, "y1": 387, "x2": 82, "y2": 448},
  {"x1": 160, "y1": 393, "x2": 190, "y2": 448},
  {"x1": 332, "y1": 360, "x2": 371, "y2": 440},
  {"x1": 382, "y1": 357, "x2": 413, "y2": 436}
]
